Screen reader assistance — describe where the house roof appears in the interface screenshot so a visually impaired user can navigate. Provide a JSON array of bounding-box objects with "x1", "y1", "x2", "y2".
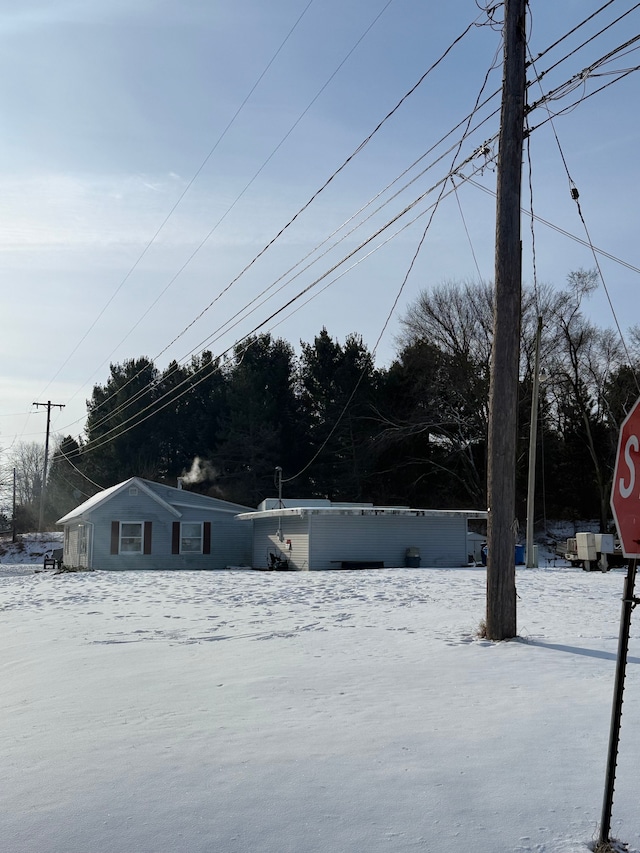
[
  {"x1": 57, "y1": 477, "x2": 253, "y2": 524},
  {"x1": 236, "y1": 505, "x2": 487, "y2": 521}
]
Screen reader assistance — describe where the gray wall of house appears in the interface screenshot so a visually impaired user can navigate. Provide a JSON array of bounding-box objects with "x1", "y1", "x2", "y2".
[
  {"x1": 307, "y1": 513, "x2": 469, "y2": 569},
  {"x1": 64, "y1": 489, "x2": 252, "y2": 570},
  {"x1": 251, "y1": 515, "x2": 310, "y2": 570},
  {"x1": 249, "y1": 512, "x2": 471, "y2": 570}
]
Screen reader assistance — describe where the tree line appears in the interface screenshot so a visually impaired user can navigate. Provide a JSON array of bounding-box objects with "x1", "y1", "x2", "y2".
[{"x1": 5, "y1": 270, "x2": 639, "y2": 533}]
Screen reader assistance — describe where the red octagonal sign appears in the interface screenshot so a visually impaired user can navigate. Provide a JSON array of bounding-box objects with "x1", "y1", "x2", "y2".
[{"x1": 611, "y1": 396, "x2": 640, "y2": 557}]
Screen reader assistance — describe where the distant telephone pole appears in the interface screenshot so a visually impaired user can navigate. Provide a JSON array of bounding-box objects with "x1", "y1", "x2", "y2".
[
  {"x1": 486, "y1": 0, "x2": 527, "y2": 640},
  {"x1": 12, "y1": 467, "x2": 17, "y2": 543},
  {"x1": 33, "y1": 400, "x2": 65, "y2": 532}
]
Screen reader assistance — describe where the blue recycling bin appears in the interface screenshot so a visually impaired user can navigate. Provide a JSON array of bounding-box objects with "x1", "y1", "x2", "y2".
[{"x1": 481, "y1": 544, "x2": 525, "y2": 565}]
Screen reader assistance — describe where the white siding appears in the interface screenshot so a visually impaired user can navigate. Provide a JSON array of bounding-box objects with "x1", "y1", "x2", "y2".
[
  {"x1": 307, "y1": 513, "x2": 468, "y2": 569},
  {"x1": 251, "y1": 516, "x2": 310, "y2": 570},
  {"x1": 63, "y1": 522, "x2": 90, "y2": 568}
]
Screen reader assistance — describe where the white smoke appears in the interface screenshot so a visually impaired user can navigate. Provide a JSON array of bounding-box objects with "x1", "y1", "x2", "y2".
[{"x1": 180, "y1": 457, "x2": 219, "y2": 485}]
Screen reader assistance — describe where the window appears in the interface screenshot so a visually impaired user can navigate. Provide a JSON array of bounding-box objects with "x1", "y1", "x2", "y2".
[
  {"x1": 111, "y1": 521, "x2": 152, "y2": 555},
  {"x1": 172, "y1": 521, "x2": 211, "y2": 555},
  {"x1": 120, "y1": 522, "x2": 143, "y2": 553},
  {"x1": 181, "y1": 522, "x2": 203, "y2": 554}
]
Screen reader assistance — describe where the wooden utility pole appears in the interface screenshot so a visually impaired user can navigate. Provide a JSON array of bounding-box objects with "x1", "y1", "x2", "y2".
[
  {"x1": 486, "y1": 0, "x2": 527, "y2": 640},
  {"x1": 33, "y1": 400, "x2": 65, "y2": 533},
  {"x1": 12, "y1": 467, "x2": 17, "y2": 543}
]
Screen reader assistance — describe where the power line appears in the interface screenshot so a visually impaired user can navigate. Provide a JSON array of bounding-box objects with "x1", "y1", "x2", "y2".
[
  {"x1": 532, "y1": 1, "x2": 640, "y2": 80},
  {"x1": 39, "y1": 36, "x2": 640, "y2": 452},
  {"x1": 34, "y1": 0, "x2": 319, "y2": 401},
  {"x1": 54, "y1": 0, "x2": 398, "y2": 419},
  {"x1": 58, "y1": 157, "x2": 495, "y2": 463},
  {"x1": 467, "y1": 175, "x2": 640, "y2": 275},
  {"x1": 53, "y1": 19, "x2": 501, "y2": 438},
  {"x1": 526, "y1": 27, "x2": 640, "y2": 384},
  {"x1": 136, "y1": 28, "x2": 640, "y2": 393},
  {"x1": 22, "y1": 10, "x2": 640, "y2": 456},
  {"x1": 282, "y1": 43, "x2": 504, "y2": 484},
  {"x1": 526, "y1": 33, "x2": 640, "y2": 118}
]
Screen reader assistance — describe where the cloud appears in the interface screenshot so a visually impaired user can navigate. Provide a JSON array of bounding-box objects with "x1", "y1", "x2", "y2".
[
  {"x1": 0, "y1": 1, "x2": 164, "y2": 35},
  {"x1": 0, "y1": 172, "x2": 187, "y2": 250}
]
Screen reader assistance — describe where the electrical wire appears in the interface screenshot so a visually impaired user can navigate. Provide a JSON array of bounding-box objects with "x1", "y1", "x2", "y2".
[
  {"x1": 282, "y1": 49, "x2": 504, "y2": 484},
  {"x1": 58, "y1": 158, "x2": 495, "y2": 462},
  {"x1": 524, "y1": 127, "x2": 540, "y2": 315},
  {"x1": 63, "y1": 41, "x2": 506, "y2": 465},
  {"x1": 51, "y1": 446, "x2": 105, "y2": 491},
  {"x1": 452, "y1": 175, "x2": 487, "y2": 282},
  {"x1": 25, "y1": 43, "x2": 640, "y2": 450},
  {"x1": 129, "y1": 30, "x2": 640, "y2": 417},
  {"x1": 63, "y1": 0, "x2": 399, "y2": 417},
  {"x1": 526, "y1": 35, "x2": 640, "y2": 389},
  {"x1": 34, "y1": 0, "x2": 319, "y2": 400},
  {"x1": 530, "y1": 2, "x2": 640, "y2": 84},
  {"x1": 17, "y1": 11, "x2": 640, "y2": 460},
  {"x1": 47, "y1": 0, "x2": 624, "y2": 440},
  {"x1": 56, "y1": 66, "x2": 505, "y2": 437},
  {"x1": 46, "y1": 10, "x2": 490, "y2": 439},
  {"x1": 466, "y1": 176, "x2": 640, "y2": 275},
  {"x1": 39, "y1": 33, "x2": 640, "y2": 449},
  {"x1": 529, "y1": 0, "x2": 621, "y2": 65},
  {"x1": 527, "y1": 34, "x2": 640, "y2": 116},
  {"x1": 70, "y1": 126, "x2": 499, "y2": 446}
]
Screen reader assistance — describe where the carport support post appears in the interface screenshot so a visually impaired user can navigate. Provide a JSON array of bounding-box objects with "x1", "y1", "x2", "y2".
[{"x1": 599, "y1": 558, "x2": 637, "y2": 845}]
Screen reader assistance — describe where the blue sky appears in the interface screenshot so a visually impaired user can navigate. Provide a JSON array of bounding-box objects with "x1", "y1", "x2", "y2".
[{"x1": 1, "y1": 0, "x2": 639, "y2": 454}]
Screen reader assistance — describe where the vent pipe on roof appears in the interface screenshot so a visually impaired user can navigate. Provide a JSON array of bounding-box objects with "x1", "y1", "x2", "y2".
[{"x1": 177, "y1": 477, "x2": 183, "y2": 490}]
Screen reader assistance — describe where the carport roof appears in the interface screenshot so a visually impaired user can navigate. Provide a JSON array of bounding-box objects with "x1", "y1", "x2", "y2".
[{"x1": 236, "y1": 506, "x2": 487, "y2": 521}]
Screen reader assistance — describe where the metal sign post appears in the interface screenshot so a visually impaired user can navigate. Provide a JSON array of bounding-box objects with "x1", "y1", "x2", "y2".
[
  {"x1": 600, "y1": 395, "x2": 640, "y2": 845},
  {"x1": 599, "y1": 559, "x2": 638, "y2": 845}
]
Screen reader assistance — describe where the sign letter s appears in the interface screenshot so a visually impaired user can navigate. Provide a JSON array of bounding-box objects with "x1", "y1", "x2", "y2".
[{"x1": 619, "y1": 434, "x2": 639, "y2": 499}]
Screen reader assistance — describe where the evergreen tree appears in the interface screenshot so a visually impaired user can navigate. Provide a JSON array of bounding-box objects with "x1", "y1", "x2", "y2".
[
  {"x1": 298, "y1": 329, "x2": 376, "y2": 500},
  {"x1": 213, "y1": 335, "x2": 302, "y2": 506},
  {"x1": 46, "y1": 436, "x2": 95, "y2": 522},
  {"x1": 84, "y1": 357, "x2": 161, "y2": 484}
]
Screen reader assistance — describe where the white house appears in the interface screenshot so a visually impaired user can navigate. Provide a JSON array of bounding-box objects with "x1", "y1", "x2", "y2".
[
  {"x1": 237, "y1": 499, "x2": 487, "y2": 570},
  {"x1": 57, "y1": 477, "x2": 253, "y2": 570}
]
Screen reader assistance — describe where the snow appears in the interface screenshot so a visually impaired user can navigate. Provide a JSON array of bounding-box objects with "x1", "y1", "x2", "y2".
[
  {"x1": 0, "y1": 532, "x2": 63, "y2": 573},
  {"x1": 1, "y1": 543, "x2": 639, "y2": 853}
]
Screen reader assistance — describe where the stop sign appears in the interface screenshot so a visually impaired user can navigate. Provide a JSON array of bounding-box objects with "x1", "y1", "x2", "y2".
[{"x1": 611, "y1": 396, "x2": 640, "y2": 556}]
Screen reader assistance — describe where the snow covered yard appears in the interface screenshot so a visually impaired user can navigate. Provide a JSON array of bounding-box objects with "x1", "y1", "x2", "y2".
[{"x1": 1, "y1": 563, "x2": 638, "y2": 853}]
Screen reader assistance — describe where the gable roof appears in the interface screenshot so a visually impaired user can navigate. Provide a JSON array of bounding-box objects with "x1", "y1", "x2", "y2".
[{"x1": 57, "y1": 477, "x2": 253, "y2": 524}]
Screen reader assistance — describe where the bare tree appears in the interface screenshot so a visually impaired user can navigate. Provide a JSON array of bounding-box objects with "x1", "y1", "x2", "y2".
[
  {"x1": 9, "y1": 441, "x2": 45, "y2": 506},
  {"x1": 544, "y1": 270, "x2": 625, "y2": 529}
]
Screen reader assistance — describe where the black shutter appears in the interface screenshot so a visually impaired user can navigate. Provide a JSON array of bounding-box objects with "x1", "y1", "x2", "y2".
[
  {"x1": 143, "y1": 522, "x2": 152, "y2": 555},
  {"x1": 110, "y1": 521, "x2": 119, "y2": 555}
]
